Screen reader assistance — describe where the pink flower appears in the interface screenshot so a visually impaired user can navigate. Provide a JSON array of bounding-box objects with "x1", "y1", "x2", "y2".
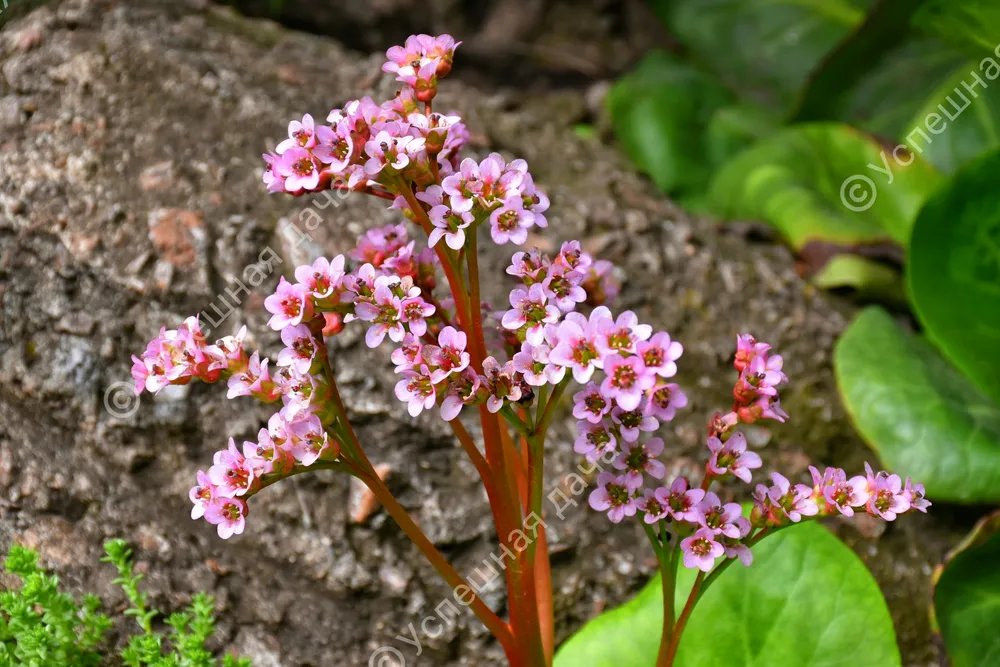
[
  {"x1": 734, "y1": 334, "x2": 771, "y2": 372},
  {"x1": 549, "y1": 314, "x2": 603, "y2": 383},
  {"x1": 265, "y1": 277, "x2": 314, "y2": 331},
  {"x1": 262, "y1": 152, "x2": 285, "y2": 193},
  {"x1": 902, "y1": 478, "x2": 931, "y2": 513},
  {"x1": 441, "y1": 158, "x2": 484, "y2": 212},
  {"x1": 507, "y1": 249, "x2": 548, "y2": 282},
  {"x1": 722, "y1": 518, "x2": 753, "y2": 566},
  {"x1": 554, "y1": 240, "x2": 592, "y2": 274},
  {"x1": 766, "y1": 472, "x2": 819, "y2": 523},
  {"x1": 589, "y1": 472, "x2": 637, "y2": 523},
  {"x1": 706, "y1": 432, "x2": 761, "y2": 484},
  {"x1": 636, "y1": 332, "x2": 683, "y2": 378},
  {"x1": 312, "y1": 121, "x2": 354, "y2": 173},
  {"x1": 391, "y1": 333, "x2": 424, "y2": 371},
  {"x1": 364, "y1": 126, "x2": 425, "y2": 175},
  {"x1": 287, "y1": 416, "x2": 337, "y2": 466},
  {"x1": 273, "y1": 366, "x2": 316, "y2": 419},
  {"x1": 574, "y1": 421, "x2": 617, "y2": 462},
  {"x1": 189, "y1": 470, "x2": 216, "y2": 520},
  {"x1": 613, "y1": 437, "x2": 666, "y2": 490},
  {"x1": 226, "y1": 352, "x2": 278, "y2": 401},
  {"x1": 592, "y1": 308, "x2": 652, "y2": 356},
  {"x1": 355, "y1": 283, "x2": 404, "y2": 348},
  {"x1": 276, "y1": 324, "x2": 317, "y2": 375},
  {"x1": 501, "y1": 284, "x2": 560, "y2": 345},
  {"x1": 658, "y1": 477, "x2": 706, "y2": 523},
  {"x1": 293, "y1": 255, "x2": 345, "y2": 300},
  {"x1": 394, "y1": 365, "x2": 438, "y2": 417},
  {"x1": 482, "y1": 356, "x2": 522, "y2": 413},
  {"x1": 638, "y1": 489, "x2": 669, "y2": 524},
  {"x1": 812, "y1": 466, "x2": 869, "y2": 517},
  {"x1": 610, "y1": 405, "x2": 658, "y2": 443},
  {"x1": 646, "y1": 382, "x2": 688, "y2": 421},
  {"x1": 204, "y1": 497, "x2": 248, "y2": 539},
  {"x1": 680, "y1": 528, "x2": 724, "y2": 572},
  {"x1": 541, "y1": 265, "x2": 586, "y2": 313},
  {"x1": 600, "y1": 354, "x2": 655, "y2": 411},
  {"x1": 572, "y1": 382, "x2": 611, "y2": 424},
  {"x1": 277, "y1": 147, "x2": 321, "y2": 192},
  {"x1": 864, "y1": 463, "x2": 910, "y2": 521},
  {"x1": 400, "y1": 296, "x2": 435, "y2": 337},
  {"x1": 243, "y1": 428, "x2": 293, "y2": 476},
  {"x1": 696, "y1": 493, "x2": 745, "y2": 539},
  {"x1": 512, "y1": 342, "x2": 564, "y2": 387},
  {"x1": 489, "y1": 195, "x2": 533, "y2": 245},
  {"x1": 428, "y1": 202, "x2": 473, "y2": 250},
  {"x1": 209, "y1": 438, "x2": 256, "y2": 498},
  {"x1": 424, "y1": 326, "x2": 470, "y2": 384},
  {"x1": 276, "y1": 113, "x2": 318, "y2": 153},
  {"x1": 440, "y1": 368, "x2": 481, "y2": 421}
]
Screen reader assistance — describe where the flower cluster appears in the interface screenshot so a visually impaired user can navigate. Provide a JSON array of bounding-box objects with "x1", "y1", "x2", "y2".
[
  {"x1": 585, "y1": 334, "x2": 930, "y2": 574},
  {"x1": 130, "y1": 32, "x2": 928, "y2": 562}
]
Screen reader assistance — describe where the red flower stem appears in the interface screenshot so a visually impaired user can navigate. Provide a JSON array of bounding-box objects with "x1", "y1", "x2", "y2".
[
  {"x1": 660, "y1": 571, "x2": 704, "y2": 667},
  {"x1": 466, "y1": 222, "x2": 546, "y2": 667},
  {"x1": 396, "y1": 183, "x2": 541, "y2": 666},
  {"x1": 309, "y1": 332, "x2": 515, "y2": 657}
]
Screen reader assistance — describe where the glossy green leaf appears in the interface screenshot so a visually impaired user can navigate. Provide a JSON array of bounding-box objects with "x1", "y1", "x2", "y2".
[
  {"x1": 839, "y1": 39, "x2": 967, "y2": 139},
  {"x1": 933, "y1": 509, "x2": 1000, "y2": 667},
  {"x1": 912, "y1": 0, "x2": 1000, "y2": 57},
  {"x1": 607, "y1": 52, "x2": 733, "y2": 196},
  {"x1": 811, "y1": 254, "x2": 905, "y2": 303},
  {"x1": 907, "y1": 149, "x2": 1000, "y2": 404},
  {"x1": 904, "y1": 63, "x2": 1000, "y2": 174},
  {"x1": 708, "y1": 123, "x2": 943, "y2": 250},
  {"x1": 834, "y1": 307, "x2": 1000, "y2": 503},
  {"x1": 652, "y1": 0, "x2": 869, "y2": 113},
  {"x1": 555, "y1": 521, "x2": 899, "y2": 667}
]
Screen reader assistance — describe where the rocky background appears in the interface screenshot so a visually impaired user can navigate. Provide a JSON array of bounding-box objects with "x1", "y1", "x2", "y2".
[{"x1": 0, "y1": 0, "x2": 969, "y2": 664}]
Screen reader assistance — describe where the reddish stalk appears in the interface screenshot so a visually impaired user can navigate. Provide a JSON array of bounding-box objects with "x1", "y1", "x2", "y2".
[{"x1": 660, "y1": 571, "x2": 704, "y2": 666}]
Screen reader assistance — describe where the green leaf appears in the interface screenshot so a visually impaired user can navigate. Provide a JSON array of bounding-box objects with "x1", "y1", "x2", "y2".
[
  {"x1": 907, "y1": 149, "x2": 1000, "y2": 405},
  {"x1": 555, "y1": 521, "x2": 899, "y2": 667},
  {"x1": 708, "y1": 122, "x2": 943, "y2": 250},
  {"x1": 904, "y1": 64, "x2": 1000, "y2": 174},
  {"x1": 607, "y1": 51, "x2": 734, "y2": 196},
  {"x1": 912, "y1": 0, "x2": 1000, "y2": 57},
  {"x1": 834, "y1": 306, "x2": 1000, "y2": 503},
  {"x1": 810, "y1": 254, "x2": 905, "y2": 303},
  {"x1": 933, "y1": 509, "x2": 1000, "y2": 666},
  {"x1": 652, "y1": 0, "x2": 870, "y2": 114}
]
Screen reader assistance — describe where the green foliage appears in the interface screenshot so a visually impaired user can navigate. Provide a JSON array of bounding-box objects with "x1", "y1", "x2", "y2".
[
  {"x1": 708, "y1": 122, "x2": 941, "y2": 249},
  {"x1": 0, "y1": 545, "x2": 111, "y2": 667},
  {"x1": 834, "y1": 307, "x2": 1000, "y2": 503},
  {"x1": 934, "y1": 510, "x2": 1000, "y2": 667},
  {"x1": 913, "y1": 0, "x2": 1000, "y2": 56},
  {"x1": 555, "y1": 520, "x2": 899, "y2": 666},
  {"x1": 907, "y1": 150, "x2": 1000, "y2": 404},
  {"x1": 0, "y1": 542, "x2": 249, "y2": 667},
  {"x1": 607, "y1": 52, "x2": 734, "y2": 198}
]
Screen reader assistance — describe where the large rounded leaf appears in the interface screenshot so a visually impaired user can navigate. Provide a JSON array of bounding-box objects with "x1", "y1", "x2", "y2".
[
  {"x1": 652, "y1": 0, "x2": 867, "y2": 113},
  {"x1": 709, "y1": 123, "x2": 943, "y2": 249},
  {"x1": 912, "y1": 0, "x2": 1000, "y2": 57},
  {"x1": 907, "y1": 149, "x2": 1000, "y2": 405},
  {"x1": 834, "y1": 307, "x2": 1000, "y2": 503},
  {"x1": 555, "y1": 521, "x2": 899, "y2": 667},
  {"x1": 933, "y1": 510, "x2": 1000, "y2": 667},
  {"x1": 904, "y1": 65, "x2": 1000, "y2": 175},
  {"x1": 607, "y1": 51, "x2": 733, "y2": 196}
]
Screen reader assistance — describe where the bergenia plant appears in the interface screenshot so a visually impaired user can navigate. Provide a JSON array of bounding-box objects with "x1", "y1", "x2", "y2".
[{"x1": 130, "y1": 33, "x2": 930, "y2": 667}]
